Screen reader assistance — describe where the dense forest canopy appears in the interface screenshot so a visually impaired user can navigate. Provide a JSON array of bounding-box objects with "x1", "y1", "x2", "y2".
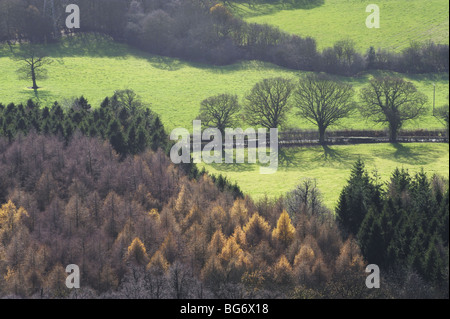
[{"x1": 0, "y1": 132, "x2": 447, "y2": 298}]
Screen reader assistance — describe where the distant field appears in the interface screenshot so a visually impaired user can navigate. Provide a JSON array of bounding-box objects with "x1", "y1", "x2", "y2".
[
  {"x1": 234, "y1": 0, "x2": 449, "y2": 52},
  {"x1": 0, "y1": 39, "x2": 447, "y2": 132},
  {"x1": 198, "y1": 143, "x2": 450, "y2": 209}
]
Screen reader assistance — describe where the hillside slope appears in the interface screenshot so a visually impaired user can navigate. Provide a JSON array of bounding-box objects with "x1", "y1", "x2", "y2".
[{"x1": 236, "y1": 0, "x2": 449, "y2": 52}]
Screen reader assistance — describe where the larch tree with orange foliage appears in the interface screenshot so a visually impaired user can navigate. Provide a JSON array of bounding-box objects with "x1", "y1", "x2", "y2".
[
  {"x1": 126, "y1": 237, "x2": 149, "y2": 267},
  {"x1": 272, "y1": 210, "x2": 296, "y2": 249},
  {"x1": 272, "y1": 255, "x2": 295, "y2": 288},
  {"x1": 243, "y1": 213, "x2": 271, "y2": 248},
  {"x1": 219, "y1": 235, "x2": 251, "y2": 283}
]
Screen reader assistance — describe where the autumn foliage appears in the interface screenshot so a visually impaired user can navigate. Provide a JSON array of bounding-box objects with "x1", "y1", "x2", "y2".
[{"x1": 0, "y1": 132, "x2": 380, "y2": 298}]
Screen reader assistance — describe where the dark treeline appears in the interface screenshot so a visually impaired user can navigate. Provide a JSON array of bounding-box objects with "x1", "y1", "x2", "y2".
[
  {"x1": 0, "y1": 90, "x2": 167, "y2": 157},
  {"x1": 336, "y1": 160, "x2": 449, "y2": 297},
  {"x1": 0, "y1": 0, "x2": 448, "y2": 75}
]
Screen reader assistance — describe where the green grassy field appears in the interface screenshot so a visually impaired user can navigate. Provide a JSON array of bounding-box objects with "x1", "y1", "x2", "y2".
[
  {"x1": 198, "y1": 143, "x2": 450, "y2": 209},
  {"x1": 233, "y1": 0, "x2": 449, "y2": 53},
  {"x1": 0, "y1": 38, "x2": 448, "y2": 132},
  {"x1": 0, "y1": 38, "x2": 448, "y2": 209}
]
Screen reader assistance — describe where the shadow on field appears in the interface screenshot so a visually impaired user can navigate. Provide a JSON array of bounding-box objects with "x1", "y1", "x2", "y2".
[
  {"x1": 278, "y1": 148, "x2": 303, "y2": 167},
  {"x1": 314, "y1": 145, "x2": 359, "y2": 166},
  {"x1": 278, "y1": 145, "x2": 357, "y2": 169},
  {"x1": 374, "y1": 143, "x2": 445, "y2": 166},
  {"x1": 21, "y1": 88, "x2": 53, "y2": 103},
  {"x1": 148, "y1": 56, "x2": 184, "y2": 71},
  {"x1": 0, "y1": 44, "x2": 14, "y2": 57},
  {"x1": 2, "y1": 34, "x2": 130, "y2": 60},
  {"x1": 392, "y1": 143, "x2": 432, "y2": 165},
  {"x1": 208, "y1": 161, "x2": 255, "y2": 172},
  {"x1": 53, "y1": 34, "x2": 129, "y2": 58}
]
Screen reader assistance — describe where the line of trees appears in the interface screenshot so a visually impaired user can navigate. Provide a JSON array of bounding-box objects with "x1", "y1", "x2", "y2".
[
  {"x1": 0, "y1": 90, "x2": 167, "y2": 156},
  {"x1": 198, "y1": 75, "x2": 438, "y2": 144},
  {"x1": 0, "y1": 91, "x2": 243, "y2": 200},
  {"x1": 1, "y1": 0, "x2": 448, "y2": 75},
  {"x1": 336, "y1": 160, "x2": 449, "y2": 296}
]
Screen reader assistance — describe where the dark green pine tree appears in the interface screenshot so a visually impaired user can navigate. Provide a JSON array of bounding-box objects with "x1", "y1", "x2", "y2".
[
  {"x1": 53, "y1": 121, "x2": 64, "y2": 138},
  {"x1": 150, "y1": 116, "x2": 166, "y2": 151},
  {"x1": 42, "y1": 107, "x2": 50, "y2": 120},
  {"x1": 17, "y1": 116, "x2": 27, "y2": 133},
  {"x1": 136, "y1": 127, "x2": 148, "y2": 154},
  {"x1": 127, "y1": 125, "x2": 138, "y2": 155},
  {"x1": 439, "y1": 190, "x2": 449, "y2": 246},
  {"x1": 364, "y1": 218, "x2": 386, "y2": 266},
  {"x1": 409, "y1": 228, "x2": 427, "y2": 275},
  {"x1": 108, "y1": 119, "x2": 128, "y2": 158},
  {"x1": 51, "y1": 102, "x2": 64, "y2": 122},
  {"x1": 336, "y1": 159, "x2": 382, "y2": 237},
  {"x1": 357, "y1": 207, "x2": 376, "y2": 257},
  {"x1": 119, "y1": 108, "x2": 130, "y2": 129},
  {"x1": 411, "y1": 170, "x2": 436, "y2": 220},
  {"x1": 424, "y1": 241, "x2": 445, "y2": 284},
  {"x1": 77, "y1": 96, "x2": 91, "y2": 112},
  {"x1": 40, "y1": 119, "x2": 50, "y2": 135},
  {"x1": 64, "y1": 120, "x2": 74, "y2": 145}
]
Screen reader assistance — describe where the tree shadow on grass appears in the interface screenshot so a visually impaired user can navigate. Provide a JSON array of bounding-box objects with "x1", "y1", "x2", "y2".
[
  {"x1": 312, "y1": 144, "x2": 359, "y2": 166},
  {"x1": 278, "y1": 145, "x2": 357, "y2": 170},
  {"x1": 21, "y1": 88, "x2": 53, "y2": 104},
  {"x1": 44, "y1": 34, "x2": 129, "y2": 59},
  {"x1": 370, "y1": 143, "x2": 446, "y2": 166},
  {"x1": 0, "y1": 44, "x2": 14, "y2": 57},
  {"x1": 391, "y1": 143, "x2": 438, "y2": 165},
  {"x1": 147, "y1": 55, "x2": 185, "y2": 71},
  {"x1": 207, "y1": 161, "x2": 256, "y2": 173},
  {"x1": 2, "y1": 35, "x2": 129, "y2": 62},
  {"x1": 278, "y1": 148, "x2": 304, "y2": 167}
]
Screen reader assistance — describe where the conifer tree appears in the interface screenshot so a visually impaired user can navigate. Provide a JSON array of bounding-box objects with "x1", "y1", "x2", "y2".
[{"x1": 272, "y1": 210, "x2": 296, "y2": 248}]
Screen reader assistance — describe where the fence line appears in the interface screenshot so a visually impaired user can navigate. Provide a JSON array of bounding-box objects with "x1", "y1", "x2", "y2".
[{"x1": 189, "y1": 129, "x2": 449, "y2": 148}]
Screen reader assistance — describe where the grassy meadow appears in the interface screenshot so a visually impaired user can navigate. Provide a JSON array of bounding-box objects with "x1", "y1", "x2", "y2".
[
  {"x1": 0, "y1": 38, "x2": 448, "y2": 132},
  {"x1": 233, "y1": 0, "x2": 449, "y2": 52},
  {"x1": 198, "y1": 143, "x2": 450, "y2": 209}
]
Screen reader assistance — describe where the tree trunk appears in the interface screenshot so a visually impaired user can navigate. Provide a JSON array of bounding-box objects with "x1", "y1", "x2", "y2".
[
  {"x1": 31, "y1": 67, "x2": 38, "y2": 90},
  {"x1": 318, "y1": 126, "x2": 327, "y2": 145},
  {"x1": 389, "y1": 123, "x2": 398, "y2": 143}
]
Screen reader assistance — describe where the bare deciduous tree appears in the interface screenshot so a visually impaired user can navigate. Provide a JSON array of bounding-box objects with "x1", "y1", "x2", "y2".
[
  {"x1": 294, "y1": 74, "x2": 356, "y2": 144},
  {"x1": 360, "y1": 76, "x2": 428, "y2": 142},
  {"x1": 198, "y1": 93, "x2": 241, "y2": 135},
  {"x1": 14, "y1": 45, "x2": 53, "y2": 90},
  {"x1": 244, "y1": 77, "x2": 294, "y2": 130}
]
